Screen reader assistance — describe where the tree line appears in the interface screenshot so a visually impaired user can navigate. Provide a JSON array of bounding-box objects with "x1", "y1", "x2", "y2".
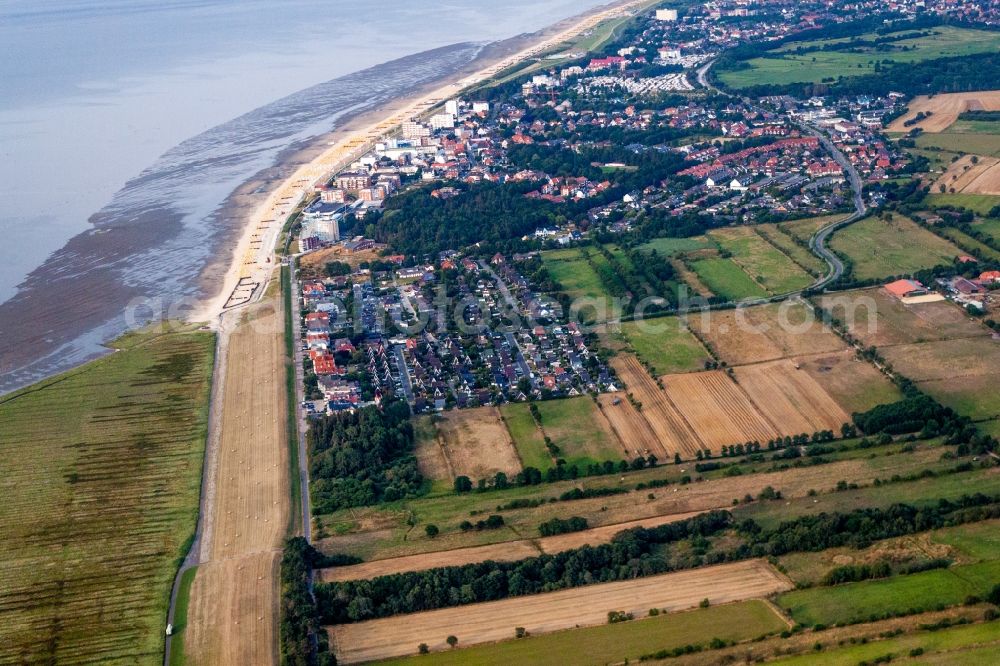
[
  {"x1": 315, "y1": 494, "x2": 1000, "y2": 623},
  {"x1": 279, "y1": 537, "x2": 360, "y2": 666}
]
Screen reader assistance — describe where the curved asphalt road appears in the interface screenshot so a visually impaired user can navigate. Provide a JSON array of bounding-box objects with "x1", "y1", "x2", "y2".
[
  {"x1": 695, "y1": 58, "x2": 867, "y2": 299},
  {"x1": 801, "y1": 123, "x2": 867, "y2": 290}
]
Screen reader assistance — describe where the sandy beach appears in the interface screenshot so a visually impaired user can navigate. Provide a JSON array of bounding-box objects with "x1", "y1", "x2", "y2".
[{"x1": 190, "y1": 0, "x2": 651, "y2": 325}]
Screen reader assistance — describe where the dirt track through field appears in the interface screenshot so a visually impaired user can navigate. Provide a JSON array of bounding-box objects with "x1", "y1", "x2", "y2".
[
  {"x1": 734, "y1": 360, "x2": 850, "y2": 435},
  {"x1": 661, "y1": 371, "x2": 777, "y2": 450},
  {"x1": 328, "y1": 559, "x2": 791, "y2": 663},
  {"x1": 612, "y1": 355, "x2": 705, "y2": 457},
  {"x1": 185, "y1": 299, "x2": 290, "y2": 665},
  {"x1": 887, "y1": 90, "x2": 1000, "y2": 133}
]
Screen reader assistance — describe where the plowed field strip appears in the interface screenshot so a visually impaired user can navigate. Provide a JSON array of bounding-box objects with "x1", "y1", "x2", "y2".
[
  {"x1": 660, "y1": 371, "x2": 775, "y2": 450},
  {"x1": 597, "y1": 393, "x2": 665, "y2": 459},
  {"x1": 612, "y1": 355, "x2": 705, "y2": 456}
]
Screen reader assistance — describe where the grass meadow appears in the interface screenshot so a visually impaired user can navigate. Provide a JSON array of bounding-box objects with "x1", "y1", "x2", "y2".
[
  {"x1": 718, "y1": 27, "x2": 1000, "y2": 88},
  {"x1": 828, "y1": 215, "x2": 962, "y2": 280},
  {"x1": 533, "y1": 396, "x2": 621, "y2": 469},
  {"x1": 709, "y1": 227, "x2": 814, "y2": 294},
  {"x1": 375, "y1": 600, "x2": 786, "y2": 666},
  {"x1": 690, "y1": 257, "x2": 768, "y2": 300},
  {"x1": 0, "y1": 325, "x2": 214, "y2": 664},
  {"x1": 500, "y1": 403, "x2": 551, "y2": 471},
  {"x1": 619, "y1": 318, "x2": 709, "y2": 375},
  {"x1": 776, "y1": 561, "x2": 1000, "y2": 626},
  {"x1": 770, "y1": 619, "x2": 1000, "y2": 665}
]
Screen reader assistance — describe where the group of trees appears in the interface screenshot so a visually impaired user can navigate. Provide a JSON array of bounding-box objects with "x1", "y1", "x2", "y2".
[
  {"x1": 315, "y1": 494, "x2": 1000, "y2": 624},
  {"x1": 279, "y1": 538, "x2": 359, "y2": 666},
  {"x1": 538, "y1": 516, "x2": 588, "y2": 537},
  {"x1": 308, "y1": 399, "x2": 423, "y2": 513},
  {"x1": 852, "y1": 395, "x2": 966, "y2": 437},
  {"x1": 374, "y1": 180, "x2": 559, "y2": 257}
]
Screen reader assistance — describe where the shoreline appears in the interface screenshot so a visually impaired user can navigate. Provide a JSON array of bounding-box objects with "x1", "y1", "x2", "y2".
[
  {"x1": 0, "y1": 0, "x2": 647, "y2": 397},
  {"x1": 189, "y1": 0, "x2": 650, "y2": 325}
]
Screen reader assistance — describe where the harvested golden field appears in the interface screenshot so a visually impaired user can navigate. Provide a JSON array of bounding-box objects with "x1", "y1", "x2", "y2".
[
  {"x1": 184, "y1": 552, "x2": 280, "y2": 666},
  {"x1": 415, "y1": 407, "x2": 523, "y2": 482},
  {"x1": 596, "y1": 392, "x2": 666, "y2": 460},
  {"x1": 933, "y1": 154, "x2": 1000, "y2": 195},
  {"x1": 689, "y1": 301, "x2": 846, "y2": 366},
  {"x1": 733, "y1": 360, "x2": 850, "y2": 435},
  {"x1": 537, "y1": 512, "x2": 708, "y2": 554},
  {"x1": 797, "y1": 351, "x2": 904, "y2": 414},
  {"x1": 611, "y1": 355, "x2": 705, "y2": 457},
  {"x1": 0, "y1": 325, "x2": 214, "y2": 665},
  {"x1": 327, "y1": 560, "x2": 792, "y2": 663},
  {"x1": 817, "y1": 288, "x2": 991, "y2": 347},
  {"x1": 661, "y1": 371, "x2": 777, "y2": 449},
  {"x1": 185, "y1": 299, "x2": 290, "y2": 666},
  {"x1": 888, "y1": 90, "x2": 1000, "y2": 133},
  {"x1": 963, "y1": 161, "x2": 1000, "y2": 194}
]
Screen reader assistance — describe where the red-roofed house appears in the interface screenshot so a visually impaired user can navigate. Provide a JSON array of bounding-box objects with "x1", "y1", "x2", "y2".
[
  {"x1": 884, "y1": 279, "x2": 928, "y2": 299},
  {"x1": 979, "y1": 270, "x2": 1000, "y2": 285}
]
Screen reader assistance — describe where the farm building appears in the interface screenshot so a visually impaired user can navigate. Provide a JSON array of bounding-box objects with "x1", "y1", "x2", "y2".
[
  {"x1": 884, "y1": 279, "x2": 928, "y2": 299},
  {"x1": 980, "y1": 270, "x2": 1000, "y2": 286},
  {"x1": 949, "y1": 277, "x2": 983, "y2": 296}
]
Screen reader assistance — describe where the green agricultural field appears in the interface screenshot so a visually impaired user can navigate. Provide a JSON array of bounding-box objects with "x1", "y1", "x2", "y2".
[
  {"x1": 770, "y1": 619, "x2": 1000, "y2": 666},
  {"x1": 718, "y1": 26, "x2": 1000, "y2": 88},
  {"x1": 535, "y1": 396, "x2": 622, "y2": 468},
  {"x1": 500, "y1": 403, "x2": 551, "y2": 471},
  {"x1": 948, "y1": 119, "x2": 1000, "y2": 135},
  {"x1": 690, "y1": 257, "x2": 768, "y2": 300},
  {"x1": 778, "y1": 518, "x2": 1000, "y2": 587},
  {"x1": 0, "y1": 325, "x2": 215, "y2": 665},
  {"x1": 926, "y1": 194, "x2": 1000, "y2": 216},
  {"x1": 916, "y1": 374, "x2": 1000, "y2": 421},
  {"x1": 639, "y1": 236, "x2": 714, "y2": 256},
  {"x1": 916, "y1": 132, "x2": 1000, "y2": 158},
  {"x1": 780, "y1": 214, "x2": 846, "y2": 242},
  {"x1": 829, "y1": 215, "x2": 963, "y2": 280},
  {"x1": 933, "y1": 226, "x2": 1000, "y2": 261},
  {"x1": 738, "y1": 466, "x2": 1000, "y2": 531},
  {"x1": 619, "y1": 318, "x2": 709, "y2": 375},
  {"x1": 932, "y1": 519, "x2": 1000, "y2": 562},
  {"x1": 542, "y1": 248, "x2": 610, "y2": 303},
  {"x1": 777, "y1": 560, "x2": 1000, "y2": 626},
  {"x1": 755, "y1": 224, "x2": 827, "y2": 275},
  {"x1": 709, "y1": 227, "x2": 813, "y2": 293},
  {"x1": 377, "y1": 600, "x2": 787, "y2": 666},
  {"x1": 975, "y1": 217, "x2": 1000, "y2": 241}
]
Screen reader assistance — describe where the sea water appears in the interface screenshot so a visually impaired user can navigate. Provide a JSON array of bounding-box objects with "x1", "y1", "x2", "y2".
[{"x1": 0, "y1": 0, "x2": 613, "y2": 393}]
